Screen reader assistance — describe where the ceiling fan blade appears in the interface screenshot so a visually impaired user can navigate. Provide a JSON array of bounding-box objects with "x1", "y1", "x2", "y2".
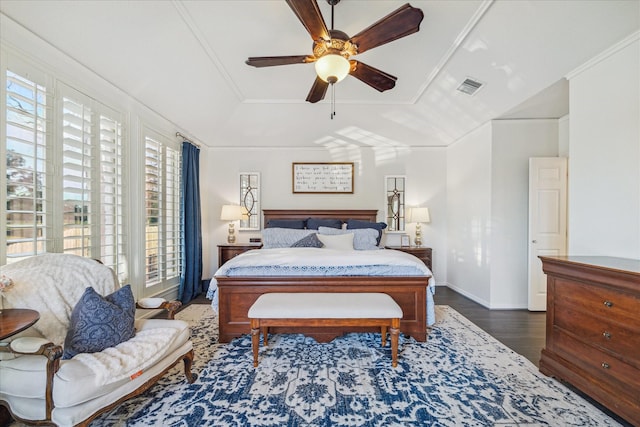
[
  {"x1": 246, "y1": 55, "x2": 314, "y2": 67},
  {"x1": 350, "y1": 4, "x2": 424, "y2": 54},
  {"x1": 306, "y1": 76, "x2": 329, "y2": 103},
  {"x1": 286, "y1": 0, "x2": 330, "y2": 41},
  {"x1": 349, "y1": 61, "x2": 397, "y2": 92}
]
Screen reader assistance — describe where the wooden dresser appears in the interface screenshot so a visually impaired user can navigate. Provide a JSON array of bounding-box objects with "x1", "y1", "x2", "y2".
[{"x1": 539, "y1": 256, "x2": 640, "y2": 425}]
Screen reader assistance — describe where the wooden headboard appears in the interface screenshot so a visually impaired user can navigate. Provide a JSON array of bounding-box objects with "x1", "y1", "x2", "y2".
[{"x1": 263, "y1": 209, "x2": 378, "y2": 226}]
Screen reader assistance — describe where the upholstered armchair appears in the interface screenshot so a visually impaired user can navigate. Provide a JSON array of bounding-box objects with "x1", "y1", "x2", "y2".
[{"x1": 0, "y1": 254, "x2": 196, "y2": 426}]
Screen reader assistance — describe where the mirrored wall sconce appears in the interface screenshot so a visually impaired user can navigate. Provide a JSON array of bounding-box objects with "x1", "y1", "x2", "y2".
[
  {"x1": 408, "y1": 207, "x2": 430, "y2": 246},
  {"x1": 220, "y1": 204, "x2": 248, "y2": 243},
  {"x1": 385, "y1": 176, "x2": 406, "y2": 232},
  {"x1": 239, "y1": 172, "x2": 260, "y2": 230}
]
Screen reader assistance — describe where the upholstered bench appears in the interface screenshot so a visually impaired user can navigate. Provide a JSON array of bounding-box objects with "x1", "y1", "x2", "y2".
[{"x1": 248, "y1": 292, "x2": 403, "y2": 367}]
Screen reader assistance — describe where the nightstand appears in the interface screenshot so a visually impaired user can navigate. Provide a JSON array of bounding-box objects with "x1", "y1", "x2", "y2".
[
  {"x1": 385, "y1": 246, "x2": 432, "y2": 271},
  {"x1": 218, "y1": 243, "x2": 262, "y2": 267}
]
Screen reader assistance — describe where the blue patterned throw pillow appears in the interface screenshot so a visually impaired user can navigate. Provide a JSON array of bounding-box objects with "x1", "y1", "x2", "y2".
[
  {"x1": 346, "y1": 219, "x2": 387, "y2": 245},
  {"x1": 291, "y1": 233, "x2": 324, "y2": 248},
  {"x1": 63, "y1": 285, "x2": 136, "y2": 359}
]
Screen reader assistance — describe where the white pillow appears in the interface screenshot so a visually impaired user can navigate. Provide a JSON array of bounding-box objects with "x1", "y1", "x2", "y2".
[
  {"x1": 318, "y1": 226, "x2": 380, "y2": 250},
  {"x1": 317, "y1": 233, "x2": 354, "y2": 250},
  {"x1": 261, "y1": 228, "x2": 315, "y2": 249}
]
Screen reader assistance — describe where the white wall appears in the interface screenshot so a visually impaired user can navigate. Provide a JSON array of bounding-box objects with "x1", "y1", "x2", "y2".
[
  {"x1": 446, "y1": 120, "x2": 560, "y2": 309},
  {"x1": 446, "y1": 124, "x2": 493, "y2": 306},
  {"x1": 200, "y1": 146, "x2": 448, "y2": 281},
  {"x1": 567, "y1": 35, "x2": 640, "y2": 258},
  {"x1": 490, "y1": 120, "x2": 559, "y2": 308}
]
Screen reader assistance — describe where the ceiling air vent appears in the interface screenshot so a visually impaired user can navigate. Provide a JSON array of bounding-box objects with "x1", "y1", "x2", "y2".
[{"x1": 457, "y1": 78, "x2": 483, "y2": 96}]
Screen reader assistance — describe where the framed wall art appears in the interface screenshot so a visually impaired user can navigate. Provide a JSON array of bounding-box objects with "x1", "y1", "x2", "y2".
[{"x1": 292, "y1": 162, "x2": 354, "y2": 194}]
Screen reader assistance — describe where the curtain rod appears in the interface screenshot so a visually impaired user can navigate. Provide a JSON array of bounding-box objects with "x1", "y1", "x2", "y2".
[{"x1": 176, "y1": 132, "x2": 201, "y2": 148}]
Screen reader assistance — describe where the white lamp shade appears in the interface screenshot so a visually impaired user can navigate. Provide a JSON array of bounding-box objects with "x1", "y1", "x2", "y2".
[
  {"x1": 220, "y1": 205, "x2": 245, "y2": 221},
  {"x1": 315, "y1": 54, "x2": 350, "y2": 84},
  {"x1": 409, "y1": 207, "x2": 431, "y2": 223}
]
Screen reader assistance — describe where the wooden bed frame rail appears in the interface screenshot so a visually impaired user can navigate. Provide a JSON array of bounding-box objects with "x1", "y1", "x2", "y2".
[
  {"x1": 216, "y1": 276, "x2": 428, "y2": 343},
  {"x1": 215, "y1": 209, "x2": 430, "y2": 344}
]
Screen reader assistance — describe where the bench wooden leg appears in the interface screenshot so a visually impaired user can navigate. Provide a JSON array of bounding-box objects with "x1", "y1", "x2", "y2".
[
  {"x1": 250, "y1": 319, "x2": 260, "y2": 367},
  {"x1": 390, "y1": 318, "x2": 400, "y2": 368},
  {"x1": 262, "y1": 327, "x2": 269, "y2": 346},
  {"x1": 381, "y1": 325, "x2": 388, "y2": 347}
]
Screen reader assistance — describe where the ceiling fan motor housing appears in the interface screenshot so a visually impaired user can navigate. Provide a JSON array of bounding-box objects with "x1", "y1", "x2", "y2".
[{"x1": 313, "y1": 29, "x2": 357, "y2": 60}]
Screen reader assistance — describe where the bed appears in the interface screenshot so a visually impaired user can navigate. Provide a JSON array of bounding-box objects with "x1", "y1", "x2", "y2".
[{"x1": 208, "y1": 209, "x2": 434, "y2": 343}]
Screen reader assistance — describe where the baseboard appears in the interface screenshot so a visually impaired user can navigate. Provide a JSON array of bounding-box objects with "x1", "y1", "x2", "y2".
[{"x1": 443, "y1": 283, "x2": 491, "y2": 308}]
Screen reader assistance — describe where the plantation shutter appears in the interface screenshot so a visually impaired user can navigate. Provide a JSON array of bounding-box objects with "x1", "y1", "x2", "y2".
[
  {"x1": 4, "y1": 70, "x2": 50, "y2": 261},
  {"x1": 59, "y1": 84, "x2": 127, "y2": 280},
  {"x1": 61, "y1": 96, "x2": 93, "y2": 256},
  {"x1": 99, "y1": 114, "x2": 126, "y2": 280},
  {"x1": 144, "y1": 133, "x2": 181, "y2": 288}
]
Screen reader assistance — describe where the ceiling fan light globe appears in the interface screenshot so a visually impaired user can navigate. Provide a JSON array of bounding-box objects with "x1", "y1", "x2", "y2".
[{"x1": 315, "y1": 54, "x2": 350, "y2": 84}]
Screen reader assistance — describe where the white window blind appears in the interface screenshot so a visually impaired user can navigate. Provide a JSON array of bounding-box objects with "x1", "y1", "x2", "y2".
[
  {"x1": 61, "y1": 96, "x2": 93, "y2": 257},
  {"x1": 4, "y1": 70, "x2": 50, "y2": 262},
  {"x1": 144, "y1": 134, "x2": 181, "y2": 288},
  {"x1": 3, "y1": 69, "x2": 127, "y2": 278},
  {"x1": 99, "y1": 115, "x2": 126, "y2": 277},
  {"x1": 60, "y1": 85, "x2": 127, "y2": 281}
]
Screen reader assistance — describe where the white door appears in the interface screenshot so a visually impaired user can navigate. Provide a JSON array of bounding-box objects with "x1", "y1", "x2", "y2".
[{"x1": 528, "y1": 157, "x2": 567, "y2": 311}]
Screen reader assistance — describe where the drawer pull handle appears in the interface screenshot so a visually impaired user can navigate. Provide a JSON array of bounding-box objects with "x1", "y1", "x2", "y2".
[
  {"x1": 602, "y1": 331, "x2": 612, "y2": 340},
  {"x1": 603, "y1": 300, "x2": 613, "y2": 308},
  {"x1": 601, "y1": 362, "x2": 610, "y2": 369}
]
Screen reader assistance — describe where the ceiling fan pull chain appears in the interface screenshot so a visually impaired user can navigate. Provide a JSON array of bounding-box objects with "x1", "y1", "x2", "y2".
[{"x1": 331, "y1": 83, "x2": 336, "y2": 119}]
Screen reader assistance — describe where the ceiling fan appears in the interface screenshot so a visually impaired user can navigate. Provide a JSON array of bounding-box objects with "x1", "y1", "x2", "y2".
[{"x1": 246, "y1": 0, "x2": 424, "y2": 104}]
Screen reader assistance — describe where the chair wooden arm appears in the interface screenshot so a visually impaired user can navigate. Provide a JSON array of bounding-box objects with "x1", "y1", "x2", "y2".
[
  {"x1": 1, "y1": 338, "x2": 63, "y2": 421},
  {"x1": 136, "y1": 300, "x2": 182, "y2": 319}
]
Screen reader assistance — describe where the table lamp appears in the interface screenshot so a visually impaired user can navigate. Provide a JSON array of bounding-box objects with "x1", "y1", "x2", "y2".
[
  {"x1": 409, "y1": 207, "x2": 430, "y2": 247},
  {"x1": 220, "y1": 205, "x2": 247, "y2": 243}
]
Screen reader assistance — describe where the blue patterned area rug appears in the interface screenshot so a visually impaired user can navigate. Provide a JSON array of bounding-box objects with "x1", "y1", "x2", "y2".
[{"x1": 92, "y1": 305, "x2": 623, "y2": 426}]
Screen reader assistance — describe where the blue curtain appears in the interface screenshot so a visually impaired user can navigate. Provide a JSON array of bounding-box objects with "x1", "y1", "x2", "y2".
[{"x1": 179, "y1": 141, "x2": 202, "y2": 304}]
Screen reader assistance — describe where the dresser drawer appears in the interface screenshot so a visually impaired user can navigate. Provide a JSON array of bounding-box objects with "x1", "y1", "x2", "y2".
[
  {"x1": 555, "y1": 305, "x2": 640, "y2": 366},
  {"x1": 554, "y1": 278, "x2": 640, "y2": 324},
  {"x1": 553, "y1": 328, "x2": 640, "y2": 403}
]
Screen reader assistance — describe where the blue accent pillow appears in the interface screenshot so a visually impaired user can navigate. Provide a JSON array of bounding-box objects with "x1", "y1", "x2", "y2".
[
  {"x1": 291, "y1": 233, "x2": 324, "y2": 248},
  {"x1": 306, "y1": 218, "x2": 343, "y2": 230},
  {"x1": 63, "y1": 285, "x2": 136, "y2": 359},
  {"x1": 346, "y1": 219, "x2": 388, "y2": 245},
  {"x1": 266, "y1": 219, "x2": 306, "y2": 229}
]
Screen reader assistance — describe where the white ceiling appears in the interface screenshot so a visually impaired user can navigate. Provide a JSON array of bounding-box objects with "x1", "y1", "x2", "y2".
[{"x1": 1, "y1": 0, "x2": 638, "y2": 148}]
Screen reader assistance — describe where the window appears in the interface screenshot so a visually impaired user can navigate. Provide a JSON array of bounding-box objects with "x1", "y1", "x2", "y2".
[
  {"x1": 144, "y1": 132, "x2": 181, "y2": 289},
  {"x1": 59, "y1": 87, "x2": 127, "y2": 280},
  {"x1": 61, "y1": 96, "x2": 93, "y2": 256},
  {"x1": 60, "y1": 87, "x2": 127, "y2": 280},
  {"x1": 3, "y1": 70, "x2": 127, "y2": 281},
  {"x1": 4, "y1": 70, "x2": 50, "y2": 262}
]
